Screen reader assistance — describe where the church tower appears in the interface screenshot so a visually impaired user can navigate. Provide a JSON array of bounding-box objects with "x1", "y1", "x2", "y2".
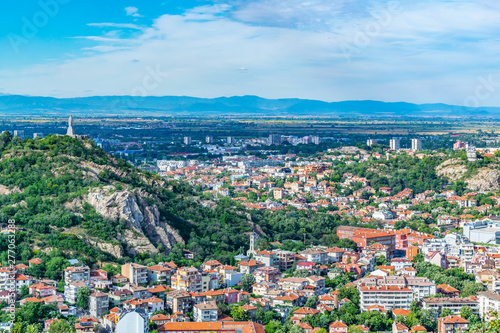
[{"x1": 247, "y1": 232, "x2": 260, "y2": 256}]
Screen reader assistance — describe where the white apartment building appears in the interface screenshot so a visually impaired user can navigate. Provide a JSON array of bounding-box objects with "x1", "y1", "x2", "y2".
[
  {"x1": 64, "y1": 266, "x2": 90, "y2": 284},
  {"x1": 299, "y1": 248, "x2": 326, "y2": 263},
  {"x1": 193, "y1": 301, "x2": 218, "y2": 322},
  {"x1": 406, "y1": 277, "x2": 437, "y2": 299},
  {"x1": 0, "y1": 267, "x2": 16, "y2": 292},
  {"x1": 422, "y1": 296, "x2": 479, "y2": 316},
  {"x1": 64, "y1": 281, "x2": 87, "y2": 304},
  {"x1": 360, "y1": 286, "x2": 413, "y2": 311},
  {"x1": 390, "y1": 139, "x2": 400, "y2": 150},
  {"x1": 478, "y1": 291, "x2": 500, "y2": 321},
  {"x1": 411, "y1": 139, "x2": 422, "y2": 151}
]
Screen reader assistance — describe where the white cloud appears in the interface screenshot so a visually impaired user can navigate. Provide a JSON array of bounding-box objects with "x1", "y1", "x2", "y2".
[
  {"x1": 88, "y1": 23, "x2": 144, "y2": 30},
  {"x1": 125, "y1": 6, "x2": 143, "y2": 17},
  {"x1": 1, "y1": 0, "x2": 500, "y2": 106}
]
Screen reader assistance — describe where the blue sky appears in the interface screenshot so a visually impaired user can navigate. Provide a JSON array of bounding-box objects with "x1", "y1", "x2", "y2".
[{"x1": 1, "y1": 0, "x2": 500, "y2": 106}]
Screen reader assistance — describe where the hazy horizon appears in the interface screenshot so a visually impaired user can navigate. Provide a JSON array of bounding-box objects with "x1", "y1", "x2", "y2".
[{"x1": 1, "y1": 0, "x2": 500, "y2": 107}]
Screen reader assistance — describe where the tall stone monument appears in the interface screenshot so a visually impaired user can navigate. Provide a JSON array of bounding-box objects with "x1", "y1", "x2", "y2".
[{"x1": 67, "y1": 115, "x2": 75, "y2": 137}]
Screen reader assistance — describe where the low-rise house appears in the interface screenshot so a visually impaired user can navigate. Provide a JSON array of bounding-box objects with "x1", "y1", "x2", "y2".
[
  {"x1": 29, "y1": 282, "x2": 56, "y2": 298},
  {"x1": 299, "y1": 248, "x2": 326, "y2": 263},
  {"x1": 292, "y1": 307, "x2": 320, "y2": 324},
  {"x1": 329, "y1": 321, "x2": 348, "y2": 333},
  {"x1": 254, "y1": 251, "x2": 278, "y2": 267},
  {"x1": 307, "y1": 276, "x2": 326, "y2": 293},
  {"x1": 278, "y1": 277, "x2": 308, "y2": 291},
  {"x1": 111, "y1": 274, "x2": 128, "y2": 285},
  {"x1": 318, "y1": 293, "x2": 337, "y2": 308},
  {"x1": 41, "y1": 294, "x2": 64, "y2": 306},
  {"x1": 126, "y1": 284, "x2": 152, "y2": 299},
  {"x1": 325, "y1": 247, "x2": 345, "y2": 263},
  {"x1": 221, "y1": 288, "x2": 242, "y2": 304},
  {"x1": 90, "y1": 269, "x2": 108, "y2": 287},
  {"x1": 151, "y1": 313, "x2": 170, "y2": 325},
  {"x1": 202, "y1": 260, "x2": 222, "y2": 271},
  {"x1": 102, "y1": 309, "x2": 118, "y2": 332},
  {"x1": 109, "y1": 289, "x2": 134, "y2": 306},
  {"x1": 0, "y1": 290, "x2": 15, "y2": 304},
  {"x1": 363, "y1": 243, "x2": 390, "y2": 258},
  {"x1": 425, "y1": 251, "x2": 447, "y2": 269},
  {"x1": 298, "y1": 322, "x2": 313, "y2": 333},
  {"x1": 253, "y1": 266, "x2": 281, "y2": 283},
  {"x1": 390, "y1": 258, "x2": 413, "y2": 271},
  {"x1": 273, "y1": 293, "x2": 304, "y2": 308},
  {"x1": 392, "y1": 309, "x2": 411, "y2": 318},
  {"x1": 57, "y1": 304, "x2": 75, "y2": 317},
  {"x1": 241, "y1": 304, "x2": 258, "y2": 319},
  {"x1": 398, "y1": 267, "x2": 417, "y2": 277},
  {"x1": 437, "y1": 284, "x2": 459, "y2": 297},
  {"x1": 148, "y1": 264, "x2": 175, "y2": 284},
  {"x1": 378, "y1": 265, "x2": 396, "y2": 276},
  {"x1": 75, "y1": 317, "x2": 99, "y2": 333},
  {"x1": 44, "y1": 319, "x2": 60, "y2": 332},
  {"x1": 123, "y1": 297, "x2": 165, "y2": 312},
  {"x1": 20, "y1": 297, "x2": 43, "y2": 306},
  {"x1": 296, "y1": 262, "x2": 316, "y2": 272},
  {"x1": 252, "y1": 281, "x2": 279, "y2": 297},
  {"x1": 437, "y1": 315, "x2": 468, "y2": 333},
  {"x1": 149, "y1": 285, "x2": 169, "y2": 300},
  {"x1": 411, "y1": 325, "x2": 428, "y2": 333},
  {"x1": 203, "y1": 289, "x2": 225, "y2": 303},
  {"x1": 28, "y1": 258, "x2": 42, "y2": 267},
  {"x1": 15, "y1": 274, "x2": 31, "y2": 291}
]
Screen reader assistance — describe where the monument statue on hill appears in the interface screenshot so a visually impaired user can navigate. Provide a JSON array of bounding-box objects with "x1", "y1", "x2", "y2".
[{"x1": 67, "y1": 115, "x2": 75, "y2": 137}]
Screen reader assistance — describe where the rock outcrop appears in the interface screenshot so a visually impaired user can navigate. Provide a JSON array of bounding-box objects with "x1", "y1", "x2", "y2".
[
  {"x1": 466, "y1": 168, "x2": 500, "y2": 192},
  {"x1": 118, "y1": 230, "x2": 158, "y2": 256},
  {"x1": 436, "y1": 158, "x2": 500, "y2": 193},
  {"x1": 0, "y1": 185, "x2": 21, "y2": 196},
  {"x1": 86, "y1": 238, "x2": 124, "y2": 258},
  {"x1": 435, "y1": 158, "x2": 467, "y2": 181},
  {"x1": 86, "y1": 186, "x2": 183, "y2": 255}
]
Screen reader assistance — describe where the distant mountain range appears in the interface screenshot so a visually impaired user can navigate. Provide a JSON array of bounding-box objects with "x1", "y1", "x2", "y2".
[{"x1": 0, "y1": 93, "x2": 497, "y2": 117}]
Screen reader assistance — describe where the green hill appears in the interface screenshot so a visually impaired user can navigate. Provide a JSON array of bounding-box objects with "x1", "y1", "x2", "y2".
[
  {"x1": 0, "y1": 132, "x2": 253, "y2": 270},
  {"x1": 0, "y1": 132, "x2": 350, "y2": 280}
]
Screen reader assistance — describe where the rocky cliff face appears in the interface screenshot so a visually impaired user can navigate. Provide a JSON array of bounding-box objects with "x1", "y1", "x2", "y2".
[
  {"x1": 465, "y1": 168, "x2": 500, "y2": 192},
  {"x1": 436, "y1": 158, "x2": 500, "y2": 192},
  {"x1": 85, "y1": 237, "x2": 124, "y2": 258},
  {"x1": 86, "y1": 186, "x2": 184, "y2": 256},
  {"x1": 435, "y1": 158, "x2": 467, "y2": 181}
]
